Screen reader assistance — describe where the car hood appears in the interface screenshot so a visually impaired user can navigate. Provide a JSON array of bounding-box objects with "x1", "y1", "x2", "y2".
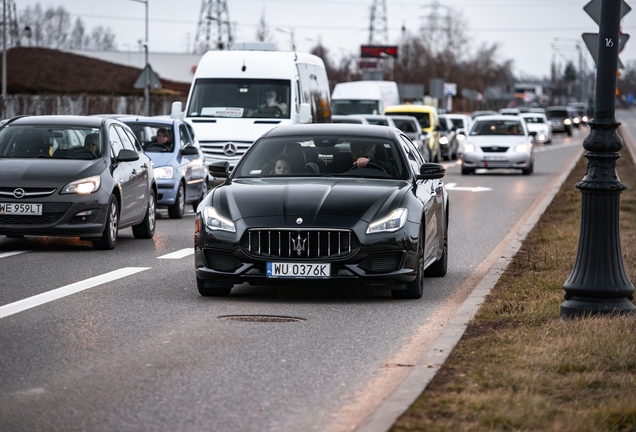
[
  {"x1": 211, "y1": 177, "x2": 410, "y2": 226},
  {"x1": 0, "y1": 158, "x2": 106, "y2": 187},
  {"x1": 146, "y1": 151, "x2": 175, "y2": 167},
  {"x1": 465, "y1": 135, "x2": 529, "y2": 148}
]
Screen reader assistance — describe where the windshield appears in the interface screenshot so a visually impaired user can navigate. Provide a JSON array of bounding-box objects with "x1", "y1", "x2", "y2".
[
  {"x1": 450, "y1": 118, "x2": 464, "y2": 128},
  {"x1": 124, "y1": 122, "x2": 175, "y2": 152},
  {"x1": 470, "y1": 120, "x2": 524, "y2": 136},
  {"x1": 0, "y1": 124, "x2": 103, "y2": 159},
  {"x1": 187, "y1": 78, "x2": 291, "y2": 119},
  {"x1": 233, "y1": 135, "x2": 408, "y2": 180},
  {"x1": 385, "y1": 111, "x2": 431, "y2": 129},
  {"x1": 332, "y1": 100, "x2": 380, "y2": 115},
  {"x1": 392, "y1": 119, "x2": 418, "y2": 133},
  {"x1": 546, "y1": 109, "x2": 569, "y2": 118}
]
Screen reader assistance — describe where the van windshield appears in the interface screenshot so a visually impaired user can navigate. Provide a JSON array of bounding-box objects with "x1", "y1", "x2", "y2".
[
  {"x1": 332, "y1": 100, "x2": 380, "y2": 115},
  {"x1": 187, "y1": 78, "x2": 291, "y2": 119}
]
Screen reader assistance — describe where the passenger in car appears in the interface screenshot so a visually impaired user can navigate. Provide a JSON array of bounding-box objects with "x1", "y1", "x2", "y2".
[{"x1": 272, "y1": 154, "x2": 292, "y2": 174}]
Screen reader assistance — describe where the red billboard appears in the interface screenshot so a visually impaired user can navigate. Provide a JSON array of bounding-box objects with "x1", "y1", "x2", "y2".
[{"x1": 360, "y1": 45, "x2": 398, "y2": 59}]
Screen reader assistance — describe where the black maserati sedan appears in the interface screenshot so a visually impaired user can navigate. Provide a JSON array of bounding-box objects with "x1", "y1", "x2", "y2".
[
  {"x1": 0, "y1": 115, "x2": 157, "y2": 249},
  {"x1": 194, "y1": 124, "x2": 449, "y2": 299}
]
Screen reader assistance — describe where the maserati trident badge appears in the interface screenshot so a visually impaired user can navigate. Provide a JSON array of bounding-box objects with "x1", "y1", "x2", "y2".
[{"x1": 292, "y1": 233, "x2": 307, "y2": 256}]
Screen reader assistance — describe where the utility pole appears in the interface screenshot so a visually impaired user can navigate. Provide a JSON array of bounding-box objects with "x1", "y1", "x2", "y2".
[
  {"x1": 368, "y1": 0, "x2": 388, "y2": 45},
  {"x1": 193, "y1": 0, "x2": 233, "y2": 53}
]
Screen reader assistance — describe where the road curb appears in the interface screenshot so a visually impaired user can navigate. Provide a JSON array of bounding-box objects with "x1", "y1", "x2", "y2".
[{"x1": 356, "y1": 142, "x2": 585, "y2": 432}]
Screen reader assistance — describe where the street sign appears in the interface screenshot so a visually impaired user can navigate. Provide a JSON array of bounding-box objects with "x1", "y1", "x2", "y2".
[
  {"x1": 582, "y1": 33, "x2": 629, "y2": 69},
  {"x1": 583, "y1": 0, "x2": 631, "y2": 26},
  {"x1": 133, "y1": 64, "x2": 162, "y2": 90}
]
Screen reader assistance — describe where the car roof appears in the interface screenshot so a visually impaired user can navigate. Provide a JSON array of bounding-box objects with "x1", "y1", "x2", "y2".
[
  {"x1": 8, "y1": 115, "x2": 106, "y2": 127},
  {"x1": 520, "y1": 112, "x2": 546, "y2": 117},
  {"x1": 472, "y1": 115, "x2": 525, "y2": 122},
  {"x1": 262, "y1": 123, "x2": 396, "y2": 139},
  {"x1": 118, "y1": 116, "x2": 176, "y2": 125}
]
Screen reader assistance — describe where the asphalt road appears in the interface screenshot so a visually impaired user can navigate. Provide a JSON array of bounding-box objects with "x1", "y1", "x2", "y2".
[{"x1": 0, "y1": 127, "x2": 585, "y2": 432}]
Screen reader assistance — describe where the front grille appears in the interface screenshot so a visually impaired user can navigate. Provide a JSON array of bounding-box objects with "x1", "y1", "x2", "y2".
[
  {"x1": 0, "y1": 213, "x2": 65, "y2": 226},
  {"x1": 0, "y1": 187, "x2": 57, "y2": 198},
  {"x1": 480, "y1": 146, "x2": 508, "y2": 153},
  {"x1": 242, "y1": 229, "x2": 358, "y2": 260},
  {"x1": 203, "y1": 249, "x2": 243, "y2": 272},
  {"x1": 199, "y1": 141, "x2": 253, "y2": 160},
  {"x1": 359, "y1": 252, "x2": 404, "y2": 273}
]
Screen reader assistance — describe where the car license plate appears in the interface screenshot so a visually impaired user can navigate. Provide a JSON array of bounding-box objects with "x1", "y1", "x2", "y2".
[
  {"x1": 0, "y1": 203, "x2": 43, "y2": 215},
  {"x1": 484, "y1": 156, "x2": 507, "y2": 162},
  {"x1": 266, "y1": 262, "x2": 330, "y2": 279}
]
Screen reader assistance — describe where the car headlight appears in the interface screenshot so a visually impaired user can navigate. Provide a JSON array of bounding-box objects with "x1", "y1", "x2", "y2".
[
  {"x1": 538, "y1": 134, "x2": 546, "y2": 141},
  {"x1": 203, "y1": 206, "x2": 236, "y2": 232},
  {"x1": 573, "y1": 118, "x2": 580, "y2": 124},
  {"x1": 582, "y1": 115, "x2": 588, "y2": 122},
  {"x1": 366, "y1": 208, "x2": 408, "y2": 234},
  {"x1": 515, "y1": 144, "x2": 530, "y2": 153},
  {"x1": 463, "y1": 143, "x2": 476, "y2": 153},
  {"x1": 456, "y1": 133, "x2": 466, "y2": 141},
  {"x1": 563, "y1": 119, "x2": 572, "y2": 125},
  {"x1": 154, "y1": 166, "x2": 174, "y2": 179},
  {"x1": 61, "y1": 175, "x2": 101, "y2": 195},
  {"x1": 439, "y1": 136, "x2": 449, "y2": 145}
]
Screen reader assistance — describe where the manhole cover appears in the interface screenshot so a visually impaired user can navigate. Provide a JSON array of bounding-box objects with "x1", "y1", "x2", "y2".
[{"x1": 218, "y1": 315, "x2": 305, "y2": 323}]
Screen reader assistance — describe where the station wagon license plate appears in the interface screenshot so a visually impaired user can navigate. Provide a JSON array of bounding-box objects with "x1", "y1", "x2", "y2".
[
  {"x1": 484, "y1": 156, "x2": 507, "y2": 162},
  {"x1": 267, "y1": 262, "x2": 331, "y2": 279},
  {"x1": 0, "y1": 203, "x2": 42, "y2": 215}
]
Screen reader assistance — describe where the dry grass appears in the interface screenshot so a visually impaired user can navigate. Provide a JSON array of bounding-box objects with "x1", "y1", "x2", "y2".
[{"x1": 391, "y1": 140, "x2": 636, "y2": 432}]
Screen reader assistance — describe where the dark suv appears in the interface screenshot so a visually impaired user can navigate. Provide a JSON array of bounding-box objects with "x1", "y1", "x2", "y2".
[{"x1": 545, "y1": 106, "x2": 573, "y2": 137}]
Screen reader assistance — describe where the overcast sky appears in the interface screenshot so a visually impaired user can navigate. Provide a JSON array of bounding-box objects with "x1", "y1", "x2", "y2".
[{"x1": 16, "y1": 0, "x2": 636, "y2": 80}]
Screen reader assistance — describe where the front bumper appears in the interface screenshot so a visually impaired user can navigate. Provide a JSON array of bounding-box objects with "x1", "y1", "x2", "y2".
[
  {"x1": 462, "y1": 150, "x2": 532, "y2": 170},
  {"x1": 156, "y1": 178, "x2": 179, "y2": 206}
]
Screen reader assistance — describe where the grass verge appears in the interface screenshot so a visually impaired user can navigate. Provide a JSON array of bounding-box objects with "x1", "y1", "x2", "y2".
[{"x1": 390, "y1": 137, "x2": 636, "y2": 432}]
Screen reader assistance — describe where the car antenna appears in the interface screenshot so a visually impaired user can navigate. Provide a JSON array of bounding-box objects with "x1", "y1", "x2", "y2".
[{"x1": 241, "y1": 43, "x2": 246, "y2": 72}]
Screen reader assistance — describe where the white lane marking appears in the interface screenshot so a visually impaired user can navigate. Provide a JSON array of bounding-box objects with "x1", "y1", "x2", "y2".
[
  {"x1": 157, "y1": 248, "x2": 194, "y2": 259},
  {"x1": 445, "y1": 182, "x2": 492, "y2": 192},
  {"x1": 0, "y1": 267, "x2": 151, "y2": 319},
  {"x1": 0, "y1": 251, "x2": 29, "y2": 259}
]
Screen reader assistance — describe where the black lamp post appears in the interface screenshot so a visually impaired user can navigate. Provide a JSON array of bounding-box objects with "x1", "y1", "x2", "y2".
[{"x1": 561, "y1": 0, "x2": 635, "y2": 318}]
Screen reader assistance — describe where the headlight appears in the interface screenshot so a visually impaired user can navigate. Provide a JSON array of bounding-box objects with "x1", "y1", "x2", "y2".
[
  {"x1": 439, "y1": 136, "x2": 449, "y2": 145},
  {"x1": 464, "y1": 143, "x2": 476, "y2": 153},
  {"x1": 61, "y1": 175, "x2": 101, "y2": 195},
  {"x1": 582, "y1": 115, "x2": 588, "y2": 122},
  {"x1": 538, "y1": 134, "x2": 546, "y2": 141},
  {"x1": 456, "y1": 133, "x2": 466, "y2": 141},
  {"x1": 203, "y1": 206, "x2": 236, "y2": 232},
  {"x1": 515, "y1": 144, "x2": 530, "y2": 153},
  {"x1": 366, "y1": 208, "x2": 408, "y2": 234},
  {"x1": 563, "y1": 119, "x2": 572, "y2": 125},
  {"x1": 573, "y1": 118, "x2": 580, "y2": 124},
  {"x1": 154, "y1": 166, "x2": 174, "y2": 179}
]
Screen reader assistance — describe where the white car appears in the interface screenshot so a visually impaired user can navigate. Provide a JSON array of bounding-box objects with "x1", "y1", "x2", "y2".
[
  {"x1": 520, "y1": 112, "x2": 552, "y2": 144},
  {"x1": 353, "y1": 114, "x2": 397, "y2": 128},
  {"x1": 461, "y1": 115, "x2": 536, "y2": 175},
  {"x1": 445, "y1": 113, "x2": 472, "y2": 154}
]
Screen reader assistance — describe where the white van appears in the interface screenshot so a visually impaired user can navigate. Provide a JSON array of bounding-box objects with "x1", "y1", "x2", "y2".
[
  {"x1": 331, "y1": 80, "x2": 400, "y2": 115},
  {"x1": 180, "y1": 47, "x2": 331, "y2": 167}
]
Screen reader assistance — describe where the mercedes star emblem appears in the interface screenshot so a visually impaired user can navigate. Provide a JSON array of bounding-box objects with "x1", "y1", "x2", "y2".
[{"x1": 223, "y1": 142, "x2": 237, "y2": 156}]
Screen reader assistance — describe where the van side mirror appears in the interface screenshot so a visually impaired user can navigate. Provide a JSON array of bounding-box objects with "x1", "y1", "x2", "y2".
[
  {"x1": 171, "y1": 101, "x2": 184, "y2": 120},
  {"x1": 299, "y1": 103, "x2": 312, "y2": 124}
]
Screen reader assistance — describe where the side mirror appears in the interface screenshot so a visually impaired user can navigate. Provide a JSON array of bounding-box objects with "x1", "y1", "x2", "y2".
[
  {"x1": 209, "y1": 160, "x2": 230, "y2": 178},
  {"x1": 417, "y1": 162, "x2": 446, "y2": 180},
  {"x1": 116, "y1": 148, "x2": 139, "y2": 162},
  {"x1": 171, "y1": 101, "x2": 184, "y2": 120},
  {"x1": 181, "y1": 146, "x2": 199, "y2": 156},
  {"x1": 528, "y1": 131, "x2": 537, "y2": 137},
  {"x1": 299, "y1": 103, "x2": 312, "y2": 124},
  {"x1": 434, "y1": 125, "x2": 441, "y2": 131}
]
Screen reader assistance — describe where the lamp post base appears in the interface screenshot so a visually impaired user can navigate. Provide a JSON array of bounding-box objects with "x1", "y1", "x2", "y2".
[{"x1": 561, "y1": 297, "x2": 636, "y2": 320}]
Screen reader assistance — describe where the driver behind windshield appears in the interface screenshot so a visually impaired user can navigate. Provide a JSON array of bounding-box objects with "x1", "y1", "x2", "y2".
[
  {"x1": 156, "y1": 128, "x2": 172, "y2": 149},
  {"x1": 260, "y1": 88, "x2": 288, "y2": 116},
  {"x1": 350, "y1": 141, "x2": 395, "y2": 176}
]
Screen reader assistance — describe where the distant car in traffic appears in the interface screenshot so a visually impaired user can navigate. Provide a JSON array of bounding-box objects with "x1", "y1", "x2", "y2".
[
  {"x1": 520, "y1": 112, "x2": 552, "y2": 144},
  {"x1": 195, "y1": 124, "x2": 449, "y2": 299},
  {"x1": 438, "y1": 114, "x2": 459, "y2": 160},
  {"x1": 118, "y1": 116, "x2": 208, "y2": 218},
  {"x1": 0, "y1": 115, "x2": 157, "y2": 249},
  {"x1": 444, "y1": 113, "x2": 472, "y2": 154},
  {"x1": 545, "y1": 106, "x2": 573, "y2": 137},
  {"x1": 388, "y1": 115, "x2": 429, "y2": 158},
  {"x1": 568, "y1": 102, "x2": 589, "y2": 124},
  {"x1": 499, "y1": 108, "x2": 521, "y2": 116},
  {"x1": 353, "y1": 114, "x2": 397, "y2": 127},
  {"x1": 471, "y1": 110, "x2": 497, "y2": 120},
  {"x1": 331, "y1": 115, "x2": 370, "y2": 124},
  {"x1": 384, "y1": 104, "x2": 441, "y2": 163},
  {"x1": 461, "y1": 115, "x2": 536, "y2": 175}
]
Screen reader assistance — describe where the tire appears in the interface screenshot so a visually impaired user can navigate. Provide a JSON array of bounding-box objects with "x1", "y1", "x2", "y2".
[
  {"x1": 522, "y1": 161, "x2": 534, "y2": 175},
  {"x1": 132, "y1": 190, "x2": 156, "y2": 239},
  {"x1": 168, "y1": 183, "x2": 185, "y2": 219},
  {"x1": 461, "y1": 166, "x2": 473, "y2": 175},
  {"x1": 197, "y1": 277, "x2": 232, "y2": 296},
  {"x1": 392, "y1": 227, "x2": 425, "y2": 299},
  {"x1": 93, "y1": 196, "x2": 118, "y2": 250},
  {"x1": 425, "y1": 216, "x2": 448, "y2": 277},
  {"x1": 567, "y1": 128, "x2": 572, "y2": 137},
  {"x1": 192, "y1": 179, "x2": 208, "y2": 212}
]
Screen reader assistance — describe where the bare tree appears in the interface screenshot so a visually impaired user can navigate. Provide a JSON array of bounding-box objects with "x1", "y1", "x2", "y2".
[
  {"x1": 89, "y1": 26, "x2": 117, "y2": 51},
  {"x1": 69, "y1": 18, "x2": 88, "y2": 50}
]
